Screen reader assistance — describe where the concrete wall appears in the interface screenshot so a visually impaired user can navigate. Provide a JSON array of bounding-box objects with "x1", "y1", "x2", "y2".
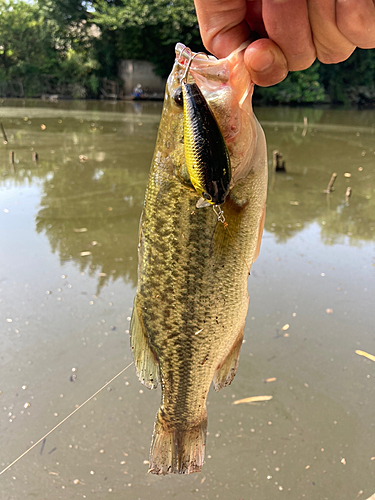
[{"x1": 118, "y1": 60, "x2": 166, "y2": 96}]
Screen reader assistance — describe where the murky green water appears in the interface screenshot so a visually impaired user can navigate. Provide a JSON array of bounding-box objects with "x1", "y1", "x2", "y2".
[{"x1": 0, "y1": 99, "x2": 374, "y2": 500}]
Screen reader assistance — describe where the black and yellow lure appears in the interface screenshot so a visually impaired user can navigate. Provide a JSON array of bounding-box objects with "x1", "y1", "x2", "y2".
[{"x1": 179, "y1": 65, "x2": 231, "y2": 206}]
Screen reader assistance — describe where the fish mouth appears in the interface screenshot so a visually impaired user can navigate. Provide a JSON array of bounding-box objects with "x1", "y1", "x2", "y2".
[
  {"x1": 169, "y1": 42, "x2": 256, "y2": 188},
  {"x1": 174, "y1": 43, "x2": 230, "y2": 86},
  {"x1": 175, "y1": 44, "x2": 218, "y2": 73}
]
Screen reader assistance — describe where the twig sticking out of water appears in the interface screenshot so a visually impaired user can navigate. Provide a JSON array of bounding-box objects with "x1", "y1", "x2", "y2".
[
  {"x1": 345, "y1": 186, "x2": 351, "y2": 205},
  {"x1": 273, "y1": 150, "x2": 286, "y2": 172},
  {"x1": 32, "y1": 152, "x2": 38, "y2": 162},
  {"x1": 0, "y1": 122, "x2": 8, "y2": 144},
  {"x1": 302, "y1": 116, "x2": 308, "y2": 137},
  {"x1": 324, "y1": 172, "x2": 337, "y2": 193},
  {"x1": 9, "y1": 151, "x2": 14, "y2": 165}
]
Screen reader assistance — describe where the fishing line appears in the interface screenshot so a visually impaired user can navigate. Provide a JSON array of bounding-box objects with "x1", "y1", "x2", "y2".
[
  {"x1": 0, "y1": 361, "x2": 134, "y2": 476},
  {"x1": 213, "y1": 206, "x2": 252, "y2": 276}
]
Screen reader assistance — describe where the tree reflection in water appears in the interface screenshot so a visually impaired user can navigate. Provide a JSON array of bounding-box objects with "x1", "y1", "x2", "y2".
[{"x1": 1, "y1": 102, "x2": 374, "y2": 293}]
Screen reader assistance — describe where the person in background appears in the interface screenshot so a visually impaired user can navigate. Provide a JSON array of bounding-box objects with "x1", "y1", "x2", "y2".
[{"x1": 194, "y1": 0, "x2": 375, "y2": 87}]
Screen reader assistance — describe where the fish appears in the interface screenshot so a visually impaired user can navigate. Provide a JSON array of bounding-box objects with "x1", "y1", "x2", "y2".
[{"x1": 129, "y1": 42, "x2": 268, "y2": 475}]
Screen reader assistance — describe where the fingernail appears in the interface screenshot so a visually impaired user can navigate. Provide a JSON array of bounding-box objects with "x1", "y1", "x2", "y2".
[{"x1": 248, "y1": 49, "x2": 275, "y2": 72}]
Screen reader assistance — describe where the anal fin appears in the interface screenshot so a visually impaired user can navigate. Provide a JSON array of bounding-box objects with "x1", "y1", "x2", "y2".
[
  {"x1": 213, "y1": 325, "x2": 245, "y2": 391},
  {"x1": 130, "y1": 296, "x2": 159, "y2": 389}
]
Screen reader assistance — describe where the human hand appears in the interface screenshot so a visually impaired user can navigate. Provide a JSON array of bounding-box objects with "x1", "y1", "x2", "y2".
[{"x1": 194, "y1": 0, "x2": 375, "y2": 87}]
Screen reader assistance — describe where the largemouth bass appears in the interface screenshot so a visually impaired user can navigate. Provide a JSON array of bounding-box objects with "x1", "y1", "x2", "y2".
[{"x1": 130, "y1": 43, "x2": 268, "y2": 475}]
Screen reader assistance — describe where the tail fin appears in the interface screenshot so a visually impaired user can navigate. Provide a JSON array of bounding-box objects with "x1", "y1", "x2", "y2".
[{"x1": 148, "y1": 410, "x2": 207, "y2": 475}]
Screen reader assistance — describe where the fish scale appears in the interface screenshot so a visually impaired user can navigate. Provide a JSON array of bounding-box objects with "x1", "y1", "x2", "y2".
[{"x1": 130, "y1": 43, "x2": 268, "y2": 475}]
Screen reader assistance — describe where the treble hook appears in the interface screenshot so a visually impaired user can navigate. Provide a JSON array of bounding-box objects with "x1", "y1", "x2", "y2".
[{"x1": 180, "y1": 51, "x2": 211, "y2": 83}]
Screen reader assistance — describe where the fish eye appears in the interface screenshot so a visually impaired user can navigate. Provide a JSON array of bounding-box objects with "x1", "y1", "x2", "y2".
[
  {"x1": 203, "y1": 192, "x2": 213, "y2": 202},
  {"x1": 173, "y1": 87, "x2": 183, "y2": 106}
]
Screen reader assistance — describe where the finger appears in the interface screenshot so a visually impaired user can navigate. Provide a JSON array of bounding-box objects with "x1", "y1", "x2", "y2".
[
  {"x1": 307, "y1": 0, "x2": 356, "y2": 63},
  {"x1": 262, "y1": 0, "x2": 316, "y2": 71},
  {"x1": 194, "y1": 0, "x2": 251, "y2": 57},
  {"x1": 244, "y1": 39, "x2": 289, "y2": 87},
  {"x1": 336, "y1": 0, "x2": 375, "y2": 49}
]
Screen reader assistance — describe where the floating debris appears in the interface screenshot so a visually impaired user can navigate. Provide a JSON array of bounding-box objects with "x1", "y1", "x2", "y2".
[
  {"x1": 282, "y1": 324, "x2": 289, "y2": 331},
  {"x1": 79, "y1": 155, "x2": 88, "y2": 162},
  {"x1": 344, "y1": 172, "x2": 351, "y2": 178},
  {"x1": 265, "y1": 377, "x2": 277, "y2": 383},
  {"x1": 356, "y1": 350, "x2": 375, "y2": 363},
  {"x1": 233, "y1": 395, "x2": 273, "y2": 405},
  {"x1": 80, "y1": 251, "x2": 92, "y2": 257},
  {"x1": 326, "y1": 308, "x2": 333, "y2": 314},
  {"x1": 73, "y1": 228, "x2": 88, "y2": 233},
  {"x1": 41, "y1": 124, "x2": 46, "y2": 130}
]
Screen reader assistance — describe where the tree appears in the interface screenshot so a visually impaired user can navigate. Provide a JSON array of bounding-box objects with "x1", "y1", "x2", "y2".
[{"x1": 91, "y1": 0, "x2": 204, "y2": 77}]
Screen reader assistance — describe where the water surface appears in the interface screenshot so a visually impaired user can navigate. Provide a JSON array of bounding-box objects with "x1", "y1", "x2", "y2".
[{"x1": 0, "y1": 99, "x2": 374, "y2": 500}]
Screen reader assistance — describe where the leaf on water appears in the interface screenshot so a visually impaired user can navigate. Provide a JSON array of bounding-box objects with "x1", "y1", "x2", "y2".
[
  {"x1": 74, "y1": 228, "x2": 88, "y2": 233},
  {"x1": 233, "y1": 395, "x2": 273, "y2": 405},
  {"x1": 80, "y1": 251, "x2": 92, "y2": 257},
  {"x1": 356, "y1": 350, "x2": 375, "y2": 362}
]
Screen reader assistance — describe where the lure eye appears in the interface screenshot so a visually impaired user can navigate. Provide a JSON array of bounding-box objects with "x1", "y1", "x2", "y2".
[
  {"x1": 173, "y1": 87, "x2": 183, "y2": 106},
  {"x1": 203, "y1": 192, "x2": 213, "y2": 202}
]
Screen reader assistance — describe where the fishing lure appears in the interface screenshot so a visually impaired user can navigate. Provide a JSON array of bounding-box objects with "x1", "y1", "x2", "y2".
[{"x1": 179, "y1": 53, "x2": 231, "y2": 206}]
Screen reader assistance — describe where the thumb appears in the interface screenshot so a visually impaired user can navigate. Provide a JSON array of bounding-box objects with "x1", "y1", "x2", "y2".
[{"x1": 244, "y1": 39, "x2": 289, "y2": 87}]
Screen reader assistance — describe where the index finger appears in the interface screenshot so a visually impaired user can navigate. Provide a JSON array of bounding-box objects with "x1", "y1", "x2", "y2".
[{"x1": 194, "y1": 0, "x2": 252, "y2": 57}]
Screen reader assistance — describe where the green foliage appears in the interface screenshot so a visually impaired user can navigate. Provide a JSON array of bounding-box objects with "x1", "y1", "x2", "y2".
[
  {"x1": 91, "y1": 0, "x2": 203, "y2": 77},
  {"x1": 319, "y1": 49, "x2": 375, "y2": 106},
  {"x1": 0, "y1": 0, "x2": 374, "y2": 103},
  {"x1": 255, "y1": 63, "x2": 327, "y2": 104}
]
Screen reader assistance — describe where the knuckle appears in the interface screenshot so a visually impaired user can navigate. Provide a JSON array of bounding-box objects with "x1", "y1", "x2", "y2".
[
  {"x1": 288, "y1": 56, "x2": 316, "y2": 72},
  {"x1": 337, "y1": 13, "x2": 375, "y2": 47},
  {"x1": 317, "y1": 50, "x2": 353, "y2": 64}
]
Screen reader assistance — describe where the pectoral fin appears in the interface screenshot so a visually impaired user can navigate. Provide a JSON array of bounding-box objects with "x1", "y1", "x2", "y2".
[
  {"x1": 213, "y1": 325, "x2": 245, "y2": 391},
  {"x1": 130, "y1": 296, "x2": 160, "y2": 389}
]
